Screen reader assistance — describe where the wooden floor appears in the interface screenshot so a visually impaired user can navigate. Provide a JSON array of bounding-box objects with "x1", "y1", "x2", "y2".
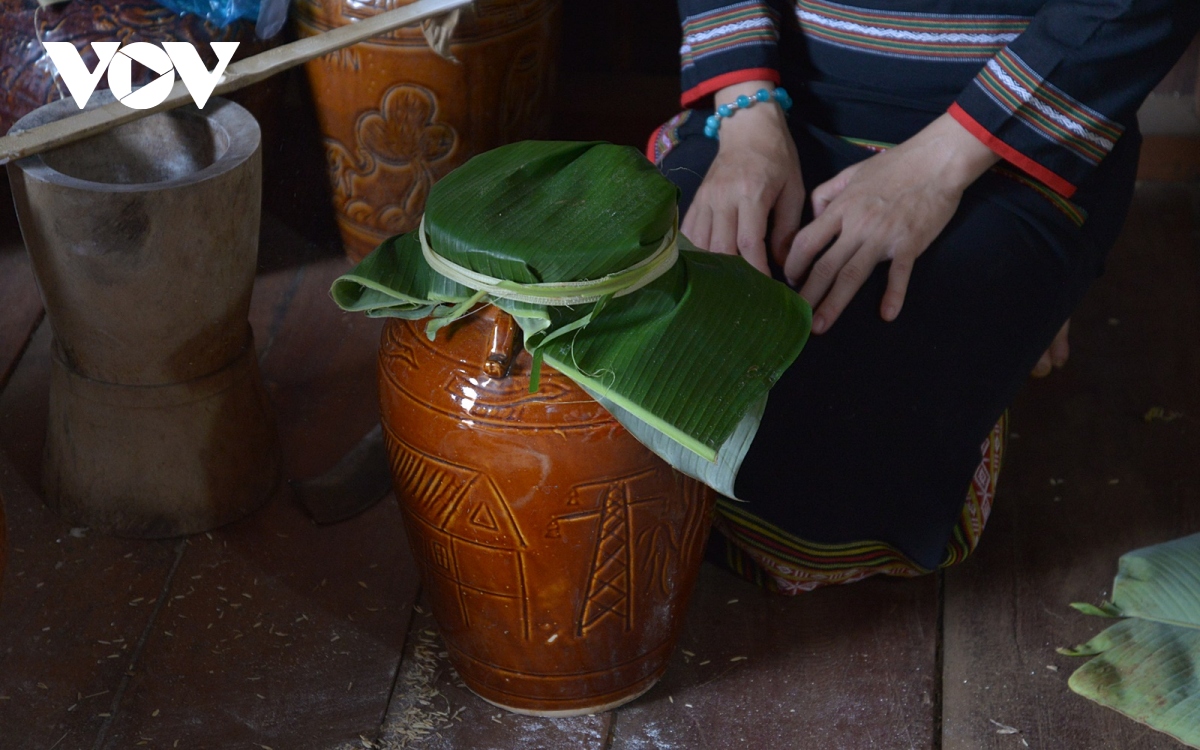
[{"x1": 2, "y1": 166, "x2": 1199, "y2": 746}]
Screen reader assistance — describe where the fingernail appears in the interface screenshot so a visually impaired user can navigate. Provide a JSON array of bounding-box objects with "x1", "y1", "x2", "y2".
[
  {"x1": 812, "y1": 315, "x2": 827, "y2": 334},
  {"x1": 883, "y1": 305, "x2": 898, "y2": 321}
]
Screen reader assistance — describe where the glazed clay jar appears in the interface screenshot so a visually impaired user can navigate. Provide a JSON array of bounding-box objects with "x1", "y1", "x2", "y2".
[
  {"x1": 378, "y1": 308, "x2": 716, "y2": 716},
  {"x1": 293, "y1": 0, "x2": 560, "y2": 261},
  {"x1": 0, "y1": 0, "x2": 270, "y2": 136}
]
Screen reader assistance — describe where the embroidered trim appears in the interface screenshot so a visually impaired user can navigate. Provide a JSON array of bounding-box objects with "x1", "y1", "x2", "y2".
[
  {"x1": 972, "y1": 48, "x2": 1123, "y2": 166},
  {"x1": 647, "y1": 111, "x2": 693, "y2": 165},
  {"x1": 992, "y1": 163, "x2": 1085, "y2": 227},
  {"x1": 941, "y1": 413, "x2": 1005, "y2": 566},
  {"x1": 795, "y1": 0, "x2": 1028, "y2": 62},
  {"x1": 713, "y1": 414, "x2": 1007, "y2": 594},
  {"x1": 949, "y1": 103, "x2": 1078, "y2": 199},
  {"x1": 840, "y1": 133, "x2": 1086, "y2": 224},
  {"x1": 681, "y1": 1, "x2": 779, "y2": 70}
]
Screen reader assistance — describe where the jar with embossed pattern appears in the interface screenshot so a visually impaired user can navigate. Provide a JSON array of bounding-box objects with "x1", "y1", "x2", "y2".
[
  {"x1": 292, "y1": 0, "x2": 561, "y2": 261},
  {"x1": 377, "y1": 305, "x2": 716, "y2": 716}
]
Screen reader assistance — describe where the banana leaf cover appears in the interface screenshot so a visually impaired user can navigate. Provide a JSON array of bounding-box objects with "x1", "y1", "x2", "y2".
[{"x1": 330, "y1": 140, "x2": 811, "y2": 496}]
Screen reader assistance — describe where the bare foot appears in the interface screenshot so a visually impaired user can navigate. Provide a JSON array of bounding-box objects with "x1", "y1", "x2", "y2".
[{"x1": 1031, "y1": 320, "x2": 1070, "y2": 378}]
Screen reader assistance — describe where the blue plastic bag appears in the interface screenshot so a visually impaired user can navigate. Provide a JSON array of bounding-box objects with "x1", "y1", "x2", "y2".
[{"x1": 155, "y1": 0, "x2": 288, "y2": 38}]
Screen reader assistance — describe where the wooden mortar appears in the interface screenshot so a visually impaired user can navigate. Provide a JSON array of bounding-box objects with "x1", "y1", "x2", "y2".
[{"x1": 6, "y1": 91, "x2": 280, "y2": 538}]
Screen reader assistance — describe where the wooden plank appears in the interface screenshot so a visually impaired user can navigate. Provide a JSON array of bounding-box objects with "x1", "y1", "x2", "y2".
[
  {"x1": 0, "y1": 324, "x2": 182, "y2": 750},
  {"x1": 1136, "y1": 135, "x2": 1200, "y2": 182},
  {"x1": 97, "y1": 258, "x2": 421, "y2": 748},
  {"x1": 249, "y1": 250, "x2": 310, "y2": 362},
  {"x1": 610, "y1": 565, "x2": 939, "y2": 749},
  {"x1": 95, "y1": 490, "x2": 418, "y2": 750},
  {"x1": 251, "y1": 257, "x2": 385, "y2": 482},
  {"x1": 941, "y1": 183, "x2": 1200, "y2": 750},
  {"x1": 0, "y1": 250, "x2": 306, "y2": 747},
  {"x1": 378, "y1": 597, "x2": 613, "y2": 749}
]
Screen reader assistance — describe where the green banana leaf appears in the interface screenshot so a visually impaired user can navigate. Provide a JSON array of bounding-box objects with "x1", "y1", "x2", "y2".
[
  {"x1": 1064, "y1": 618, "x2": 1200, "y2": 747},
  {"x1": 1108, "y1": 532, "x2": 1200, "y2": 629},
  {"x1": 1061, "y1": 533, "x2": 1200, "y2": 748},
  {"x1": 330, "y1": 141, "x2": 811, "y2": 496},
  {"x1": 425, "y1": 141, "x2": 676, "y2": 285}
]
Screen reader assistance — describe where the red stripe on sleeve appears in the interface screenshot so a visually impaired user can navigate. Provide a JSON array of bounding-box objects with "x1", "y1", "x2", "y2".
[
  {"x1": 681, "y1": 68, "x2": 781, "y2": 109},
  {"x1": 948, "y1": 103, "x2": 1077, "y2": 199}
]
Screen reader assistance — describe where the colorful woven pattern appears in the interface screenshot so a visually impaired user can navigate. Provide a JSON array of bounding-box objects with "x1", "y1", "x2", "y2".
[
  {"x1": 973, "y1": 49, "x2": 1123, "y2": 165},
  {"x1": 713, "y1": 413, "x2": 1007, "y2": 594},
  {"x1": 681, "y1": 1, "x2": 779, "y2": 71},
  {"x1": 646, "y1": 111, "x2": 693, "y2": 166},
  {"x1": 992, "y1": 163, "x2": 1087, "y2": 227},
  {"x1": 795, "y1": 0, "x2": 1028, "y2": 62}
]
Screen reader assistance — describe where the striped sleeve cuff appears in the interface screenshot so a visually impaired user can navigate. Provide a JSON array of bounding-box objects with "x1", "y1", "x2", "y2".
[
  {"x1": 680, "y1": 1, "x2": 781, "y2": 108},
  {"x1": 681, "y1": 68, "x2": 782, "y2": 108},
  {"x1": 953, "y1": 48, "x2": 1124, "y2": 198}
]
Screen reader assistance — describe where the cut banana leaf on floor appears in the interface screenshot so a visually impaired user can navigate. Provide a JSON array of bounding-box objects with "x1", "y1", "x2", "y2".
[
  {"x1": 1106, "y1": 532, "x2": 1200, "y2": 628},
  {"x1": 1061, "y1": 532, "x2": 1200, "y2": 748}
]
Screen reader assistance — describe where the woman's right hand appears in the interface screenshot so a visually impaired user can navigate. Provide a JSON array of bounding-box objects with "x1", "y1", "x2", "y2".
[{"x1": 681, "y1": 81, "x2": 805, "y2": 276}]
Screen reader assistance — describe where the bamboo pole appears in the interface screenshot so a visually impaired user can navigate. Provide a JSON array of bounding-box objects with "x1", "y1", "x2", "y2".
[{"x1": 0, "y1": 0, "x2": 473, "y2": 166}]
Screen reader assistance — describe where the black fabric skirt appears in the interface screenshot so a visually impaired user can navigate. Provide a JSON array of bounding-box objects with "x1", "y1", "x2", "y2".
[{"x1": 650, "y1": 83, "x2": 1139, "y2": 584}]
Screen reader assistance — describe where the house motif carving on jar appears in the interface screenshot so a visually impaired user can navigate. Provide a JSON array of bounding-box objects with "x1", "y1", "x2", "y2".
[
  {"x1": 293, "y1": 0, "x2": 560, "y2": 260},
  {"x1": 377, "y1": 307, "x2": 716, "y2": 716}
]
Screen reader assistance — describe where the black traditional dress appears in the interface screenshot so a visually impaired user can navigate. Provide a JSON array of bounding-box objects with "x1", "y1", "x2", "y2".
[{"x1": 650, "y1": 0, "x2": 1200, "y2": 592}]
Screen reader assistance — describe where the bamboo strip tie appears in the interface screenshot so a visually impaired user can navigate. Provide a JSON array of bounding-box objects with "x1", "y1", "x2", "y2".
[
  {"x1": 0, "y1": 0, "x2": 474, "y2": 166},
  {"x1": 417, "y1": 214, "x2": 682, "y2": 307}
]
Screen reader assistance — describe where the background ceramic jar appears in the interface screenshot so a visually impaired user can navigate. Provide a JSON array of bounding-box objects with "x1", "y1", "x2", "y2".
[
  {"x1": 293, "y1": 0, "x2": 561, "y2": 261},
  {"x1": 377, "y1": 307, "x2": 716, "y2": 716}
]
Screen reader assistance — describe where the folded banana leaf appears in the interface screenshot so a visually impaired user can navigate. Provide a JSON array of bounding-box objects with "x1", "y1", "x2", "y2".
[
  {"x1": 330, "y1": 140, "x2": 811, "y2": 496},
  {"x1": 1060, "y1": 532, "x2": 1200, "y2": 748}
]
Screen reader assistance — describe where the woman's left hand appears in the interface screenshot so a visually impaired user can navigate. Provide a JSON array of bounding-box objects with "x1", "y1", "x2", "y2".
[{"x1": 783, "y1": 113, "x2": 1000, "y2": 334}]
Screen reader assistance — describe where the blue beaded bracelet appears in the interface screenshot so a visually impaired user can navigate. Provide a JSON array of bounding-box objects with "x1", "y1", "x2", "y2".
[{"x1": 703, "y1": 87, "x2": 793, "y2": 140}]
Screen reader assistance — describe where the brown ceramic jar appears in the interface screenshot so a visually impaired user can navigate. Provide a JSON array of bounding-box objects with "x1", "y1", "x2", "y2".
[
  {"x1": 378, "y1": 308, "x2": 716, "y2": 716},
  {"x1": 293, "y1": 0, "x2": 560, "y2": 261}
]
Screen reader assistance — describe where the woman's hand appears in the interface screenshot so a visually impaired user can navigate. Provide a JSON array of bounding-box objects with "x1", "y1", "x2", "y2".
[
  {"x1": 785, "y1": 113, "x2": 1000, "y2": 334},
  {"x1": 682, "y1": 81, "x2": 805, "y2": 275}
]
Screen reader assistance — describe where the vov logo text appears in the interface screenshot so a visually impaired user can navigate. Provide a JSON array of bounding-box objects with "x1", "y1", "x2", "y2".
[{"x1": 42, "y1": 41, "x2": 240, "y2": 110}]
